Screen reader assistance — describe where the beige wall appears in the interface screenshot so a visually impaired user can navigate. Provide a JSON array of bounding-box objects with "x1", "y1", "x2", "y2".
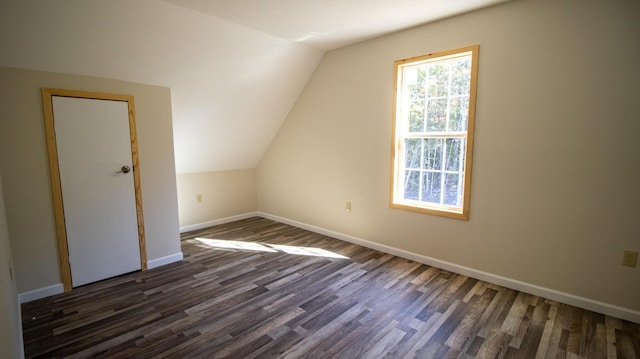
[
  {"x1": 0, "y1": 173, "x2": 24, "y2": 358},
  {"x1": 258, "y1": 0, "x2": 640, "y2": 313},
  {"x1": 0, "y1": 66, "x2": 181, "y2": 295},
  {"x1": 177, "y1": 169, "x2": 257, "y2": 228}
]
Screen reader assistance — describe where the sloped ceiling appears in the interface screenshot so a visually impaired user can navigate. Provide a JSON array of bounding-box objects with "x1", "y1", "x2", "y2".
[
  {"x1": 163, "y1": 0, "x2": 512, "y2": 51},
  {"x1": 0, "y1": 0, "x2": 510, "y2": 174}
]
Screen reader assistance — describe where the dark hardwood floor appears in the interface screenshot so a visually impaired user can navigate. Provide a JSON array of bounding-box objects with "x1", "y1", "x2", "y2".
[{"x1": 22, "y1": 217, "x2": 640, "y2": 358}]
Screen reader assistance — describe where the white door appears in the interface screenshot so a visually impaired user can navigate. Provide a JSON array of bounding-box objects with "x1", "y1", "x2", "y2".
[{"x1": 53, "y1": 96, "x2": 141, "y2": 287}]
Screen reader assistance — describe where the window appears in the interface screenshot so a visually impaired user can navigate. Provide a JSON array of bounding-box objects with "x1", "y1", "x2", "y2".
[{"x1": 390, "y1": 45, "x2": 479, "y2": 220}]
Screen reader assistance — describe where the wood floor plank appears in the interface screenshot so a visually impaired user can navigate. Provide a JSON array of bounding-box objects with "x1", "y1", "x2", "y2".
[
  {"x1": 534, "y1": 302, "x2": 558, "y2": 359},
  {"x1": 21, "y1": 217, "x2": 640, "y2": 358}
]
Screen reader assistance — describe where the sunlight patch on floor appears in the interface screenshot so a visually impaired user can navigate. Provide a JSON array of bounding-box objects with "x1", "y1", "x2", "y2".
[
  {"x1": 195, "y1": 238, "x2": 277, "y2": 253},
  {"x1": 195, "y1": 238, "x2": 349, "y2": 259},
  {"x1": 268, "y1": 244, "x2": 348, "y2": 259}
]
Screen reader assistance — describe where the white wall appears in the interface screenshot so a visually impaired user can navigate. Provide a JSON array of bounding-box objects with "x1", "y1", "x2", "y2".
[
  {"x1": 258, "y1": 0, "x2": 640, "y2": 317},
  {"x1": 0, "y1": 66, "x2": 182, "y2": 297},
  {"x1": 177, "y1": 169, "x2": 258, "y2": 230},
  {"x1": 0, "y1": 172, "x2": 24, "y2": 358}
]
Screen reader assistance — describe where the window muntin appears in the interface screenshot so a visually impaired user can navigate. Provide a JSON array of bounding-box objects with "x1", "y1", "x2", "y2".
[{"x1": 391, "y1": 46, "x2": 478, "y2": 220}]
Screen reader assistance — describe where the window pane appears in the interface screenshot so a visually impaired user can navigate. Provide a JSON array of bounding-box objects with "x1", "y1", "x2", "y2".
[
  {"x1": 409, "y1": 100, "x2": 424, "y2": 132},
  {"x1": 444, "y1": 173, "x2": 463, "y2": 206},
  {"x1": 403, "y1": 66, "x2": 418, "y2": 85},
  {"x1": 404, "y1": 170, "x2": 420, "y2": 200},
  {"x1": 404, "y1": 138, "x2": 421, "y2": 169},
  {"x1": 428, "y1": 64, "x2": 448, "y2": 98},
  {"x1": 448, "y1": 96, "x2": 468, "y2": 131},
  {"x1": 426, "y1": 99, "x2": 447, "y2": 132},
  {"x1": 444, "y1": 138, "x2": 465, "y2": 172},
  {"x1": 405, "y1": 67, "x2": 426, "y2": 100},
  {"x1": 421, "y1": 171, "x2": 441, "y2": 204},
  {"x1": 423, "y1": 138, "x2": 443, "y2": 170},
  {"x1": 450, "y1": 59, "x2": 471, "y2": 95}
]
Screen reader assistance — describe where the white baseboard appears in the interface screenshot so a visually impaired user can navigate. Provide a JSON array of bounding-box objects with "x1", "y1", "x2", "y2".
[
  {"x1": 258, "y1": 212, "x2": 640, "y2": 324},
  {"x1": 147, "y1": 252, "x2": 184, "y2": 269},
  {"x1": 18, "y1": 253, "x2": 184, "y2": 303},
  {"x1": 180, "y1": 212, "x2": 259, "y2": 233},
  {"x1": 19, "y1": 283, "x2": 64, "y2": 304}
]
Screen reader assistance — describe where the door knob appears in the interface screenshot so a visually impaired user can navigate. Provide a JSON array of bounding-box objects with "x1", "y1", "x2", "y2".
[{"x1": 116, "y1": 165, "x2": 131, "y2": 174}]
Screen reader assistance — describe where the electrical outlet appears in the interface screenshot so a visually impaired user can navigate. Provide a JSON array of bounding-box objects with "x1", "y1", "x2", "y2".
[
  {"x1": 345, "y1": 201, "x2": 352, "y2": 212},
  {"x1": 622, "y1": 250, "x2": 638, "y2": 267}
]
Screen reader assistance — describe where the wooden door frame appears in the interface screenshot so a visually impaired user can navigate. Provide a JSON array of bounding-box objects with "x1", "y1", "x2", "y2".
[{"x1": 41, "y1": 88, "x2": 147, "y2": 291}]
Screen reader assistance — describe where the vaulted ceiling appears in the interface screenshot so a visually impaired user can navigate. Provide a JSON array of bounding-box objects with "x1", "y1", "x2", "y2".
[
  {"x1": 163, "y1": 0, "x2": 511, "y2": 51},
  {"x1": 0, "y1": 0, "x2": 510, "y2": 174}
]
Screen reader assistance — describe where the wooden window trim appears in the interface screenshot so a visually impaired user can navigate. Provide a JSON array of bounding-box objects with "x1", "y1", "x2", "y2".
[{"x1": 390, "y1": 45, "x2": 479, "y2": 220}]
